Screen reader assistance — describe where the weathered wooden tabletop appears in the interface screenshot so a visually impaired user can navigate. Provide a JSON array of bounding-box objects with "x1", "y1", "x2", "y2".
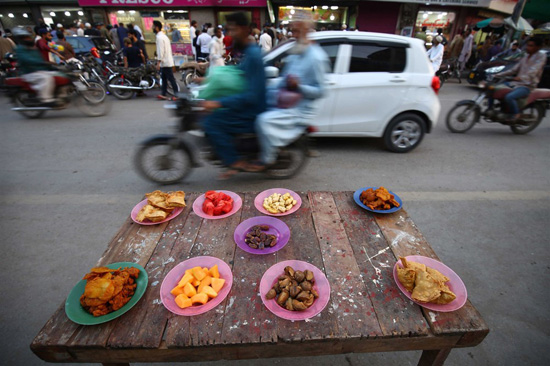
[{"x1": 31, "y1": 191, "x2": 489, "y2": 366}]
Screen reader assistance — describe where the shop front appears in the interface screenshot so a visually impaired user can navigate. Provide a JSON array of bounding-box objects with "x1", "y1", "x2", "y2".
[
  {"x1": 1, "y1": 0, "x2": 90, "y2": 31},
  {"x1": 269, "y1": 1, "x2": 359, "y2": 30}
]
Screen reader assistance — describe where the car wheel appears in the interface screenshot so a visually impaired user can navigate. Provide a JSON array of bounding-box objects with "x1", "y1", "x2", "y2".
[{"x1": 383, "y1": 113, "x2": 426, "y2": 153}]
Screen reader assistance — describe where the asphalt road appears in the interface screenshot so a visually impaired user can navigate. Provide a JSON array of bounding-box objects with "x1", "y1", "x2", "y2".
[{"x1": 1, "y1": 80, "x2": 549, "y2": 366}]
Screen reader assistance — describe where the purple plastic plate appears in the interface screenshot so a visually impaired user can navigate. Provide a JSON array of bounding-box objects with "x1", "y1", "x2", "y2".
[
  {"x1": 260, "y1": 260, "x2": 330, "y2": 321},
  {"x1": 192, "y1": 190, "x2": 242, "y2": 220},
  {"x1": 131, "y1": 199, "x2": 184, "y2": 226},
  {"x1": 254, "y1": 189, "x2": 302, "y2": 216},
  {"x1": 160, "y1": 256, "x2": 233, "y2": 316},
  {"x1": 234, "y1": 216, "x2": 290, "y2": 255},
  {"x1": 393, "y1": 255, "x2": 467, "y2": 312}
]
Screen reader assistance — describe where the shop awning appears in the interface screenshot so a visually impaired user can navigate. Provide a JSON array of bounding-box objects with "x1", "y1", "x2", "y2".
[
  {"x1": 522, "y1": 0, "x2": 550, "y2": 22},
  {"x1": 504, "y1": 16, "x2": 533, "y2": 33},
  {"x1": 476, "y1": 18, "x2": 493, "y2": 28}
]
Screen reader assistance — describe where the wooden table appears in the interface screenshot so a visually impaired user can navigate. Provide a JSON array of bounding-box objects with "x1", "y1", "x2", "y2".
[{"x1": 31, "y1": 192, "x2": 489, "y2": 366}]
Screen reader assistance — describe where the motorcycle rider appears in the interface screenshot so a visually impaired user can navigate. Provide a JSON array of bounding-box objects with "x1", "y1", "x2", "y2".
[
  {"x1": 12, "y1": 27, "x2": 58, "y2": 106},
  {"x1": 200, "y1": 12, "x2": 266, "y2": 180},
  {"x1": 487, "y1": 37, "x2": 546, "y2": 122}
]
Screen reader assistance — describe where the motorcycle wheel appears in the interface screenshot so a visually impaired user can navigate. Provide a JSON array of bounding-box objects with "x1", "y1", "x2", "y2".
[
  {"x1": 265, "y1": 136, "x2": 308, "y2": 179},
  {"x1": 134, "y1": 141, "x2": 193, "y2": 184},
  {"x1": 446, "y1": 102, "x2": 479, "y2": 133},
  {"x1": 511, "y1": 104, "x2": 545, "y2": 135},
  {"x1": 14, "y1": 91, "x2": 46, "y2": 119},
  {"x1": 81, "y1": 81, "x2": 107, "y2": 103},
  {"x1": 75, "y1": 93, "x2": 111, "y2": 117},
  {"x1": 109, "y1": 76, "x2": 135, "y2": 100},
  {"x1": 182, "y1": 69, "x2": 197, "y2": 86}
]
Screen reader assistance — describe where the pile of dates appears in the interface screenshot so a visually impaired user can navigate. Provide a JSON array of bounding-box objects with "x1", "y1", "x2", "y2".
[
  {"x1": 245, "y1": 225, "x2": 277, "y2": 250},
  {"x1": 265, "y1": 266, "x2": 319, "y2": 311}
]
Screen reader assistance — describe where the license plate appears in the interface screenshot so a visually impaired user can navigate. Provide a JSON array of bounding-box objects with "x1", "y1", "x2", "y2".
[
  {"x1": 74, "y1": 81, "x2": 87, "y2": 91},
  {"x1": 469, "y1": 73, "x2": 475, "y2": 79}
]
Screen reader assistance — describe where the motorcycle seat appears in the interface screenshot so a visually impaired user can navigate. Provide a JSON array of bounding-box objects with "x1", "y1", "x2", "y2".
[
  {"x1": 4, "y1": 76, "x2": 71, "y2": 89},
  {"x1": 493, "y1": 87, "x2": 550, "y2": 105}
]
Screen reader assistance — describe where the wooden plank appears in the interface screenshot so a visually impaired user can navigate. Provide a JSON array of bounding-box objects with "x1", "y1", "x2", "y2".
[
  {"x1": 108, "y1": 193, "x2": 200, "y2": 348},
  {"x1": 374, "y1": 210, "x2": 489, "y2": 341},
  {"x1": 418, "y1": 348, "x2": 452, "y2": 366},
  {"x1": 333, "y1": 192, "x2": 429, "y2": 337},
  {"x1": 309, "y1": 192, "x2": 383, "y2": 338},
  {"x1": 220, "y1": 192, "x2": 279, "y2": 345},
  {"x1": 165, "y1": 193, "x2": 243, "y2": 347},
  {"x1": 274, "y1": 191, "x2": 340, "y2": 342}
]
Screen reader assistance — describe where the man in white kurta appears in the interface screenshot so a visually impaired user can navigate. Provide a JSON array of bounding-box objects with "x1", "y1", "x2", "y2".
[{"x1": 427, "y1": 36, "x2": 444, "y2": 75}]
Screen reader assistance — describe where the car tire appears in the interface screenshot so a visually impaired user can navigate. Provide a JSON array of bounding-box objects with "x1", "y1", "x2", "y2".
[{"x1": 383, "y1": 113, "x2": 426, "y2": 153}]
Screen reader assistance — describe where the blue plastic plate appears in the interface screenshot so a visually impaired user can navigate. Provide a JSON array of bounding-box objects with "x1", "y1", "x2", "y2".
[{"x1": 353, "y1": 187, "x2": 403, "y2": 214}]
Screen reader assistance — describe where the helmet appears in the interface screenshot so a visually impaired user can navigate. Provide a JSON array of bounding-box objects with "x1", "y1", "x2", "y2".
[{"x1": 11, "y1": 26, "x2": 32, "y2": 38}]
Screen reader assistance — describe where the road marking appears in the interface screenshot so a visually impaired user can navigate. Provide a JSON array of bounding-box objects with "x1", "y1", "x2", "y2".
[{"x1": 0, "y1": 191, "x2": 549, "y2": 205}]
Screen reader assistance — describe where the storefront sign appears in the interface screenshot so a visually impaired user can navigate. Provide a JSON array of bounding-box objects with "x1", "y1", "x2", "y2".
[
  {"x1": 78, "y1": 0, "x2": 267, "y2": 7},
  {"x1": 373, "y1": 0, "x2": 491, "y2": 7}
]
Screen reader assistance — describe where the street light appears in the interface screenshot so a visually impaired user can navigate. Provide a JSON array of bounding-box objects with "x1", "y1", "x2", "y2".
[
  {"x1": 50, "y1": 12, "x2": 56, "y2": 17},
  {"x1": 23, "y1": 13, "x2": 28, "y2": 18},
  {"x1": 8, "y1": 13, "x2": 14, "y2": 18},
  {"x1": 78, "y1": 11, "x2": 84, "y2": 16},
  {"x1": 65, "y1": 11, "x2": 71, "y2": 17}
]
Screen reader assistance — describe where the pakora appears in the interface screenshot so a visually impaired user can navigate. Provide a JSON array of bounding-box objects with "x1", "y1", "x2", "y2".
[
  {"x1": 136, "y1": 190, "x2": 186, "y2": 223},
  {"x1": 360, "y1": 187, "x2": 400, "y2": 211}
]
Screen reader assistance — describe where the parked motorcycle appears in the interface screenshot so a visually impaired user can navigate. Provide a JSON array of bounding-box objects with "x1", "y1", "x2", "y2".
[
  {"x1": 180, "y1": 57, "x2": 209, "y2": 86},
  {"x1": 134, "y1": 92, "x2": 312, "y2": 184},
  {"x1": 108, "y1": 61, "x2": 179, "y2": 100},
  {"x1": 446, "y1": 78, "x2": 550, "y2": 134},
  {"x1": 438, "y1": 57, "x2": 461, "y2": 86},
  {"x1": 4, "y1": 63, "x2": 110, "y2": 119},
  {"x1": 0, "y1": 53, "x2": 18, "y2": 90}
]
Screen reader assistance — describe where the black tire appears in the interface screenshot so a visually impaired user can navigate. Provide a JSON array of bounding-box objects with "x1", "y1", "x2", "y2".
[
  {"x1": 446, "y1": 102, "x2": 479, "y2": 133},
  {"x1": 265, "y1": 137, "x2": 309, "y2": 179},
  {"x1": 14, "y1": 91, "x2": 46, "y2": 119},
  {"x1": 134, "y1": 141, "x2": 193, "y2": 184},
  {"x1": 182, "y1": 69, "x2": 197, "y2": 86},
  {"x1": 80, "y1": 81, "x2": 107, "y2": 103},
  {"x1": 109, "y1": 76, "x2": 135, "y2": 100},
  {"x1": 511, "y1": 103, "x2": 545, "y2": 135},
  {"x1": 383, "y1": 113, "x2": 426, "y2": 153}
]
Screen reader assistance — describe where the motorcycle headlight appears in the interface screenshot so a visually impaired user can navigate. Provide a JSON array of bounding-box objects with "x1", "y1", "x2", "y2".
[{"x1": 485, "y1": 65, "x2": 505, "y2": 74}]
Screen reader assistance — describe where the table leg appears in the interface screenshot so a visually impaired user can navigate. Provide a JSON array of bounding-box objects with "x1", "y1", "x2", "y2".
[{"x1": 418, "y1": 348, "x2": 452, "y2": 366}]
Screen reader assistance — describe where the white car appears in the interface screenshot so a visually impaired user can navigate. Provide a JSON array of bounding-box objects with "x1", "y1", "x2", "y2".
[{"x1": 264, "y1": 31, "x2": 441, "y2": 153}]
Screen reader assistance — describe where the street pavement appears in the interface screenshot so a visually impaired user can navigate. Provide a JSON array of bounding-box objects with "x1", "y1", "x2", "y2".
[{"x1": 0, "y1": 80, "x2": 549, "y2": 366}]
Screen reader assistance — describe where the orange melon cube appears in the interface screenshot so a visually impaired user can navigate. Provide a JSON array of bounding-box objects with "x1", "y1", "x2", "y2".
[
  {"x1": 202, "y1": 267, "x2": 209, "y2": 273},
  {"x1": 197, "y1": 276, "x2": 212, "y2": 294},
  {"x1": 209, "y1": 264, "x2": 220, "y2": 279},
  {"x1": 170, "y1": 285, "x2": 185, "y2": 297},
  {"x1": 191, "y1": 279, "x2": 201, "y2": 287},
  {"x1": 183, "y1": 282, "x2": 197, "y2": 298},
  {"x1": 201, "y1": 285, "x2": 218, "y2": 299},
  {"x1": 175, "y1": 294, "x2": 192, "y2": 309},
  {"x1": 211, "y1": 277, "x2": 225, "y2": 293},
  {"x1": 192, "y1": 266, "x2": 207, "y2": 281},
  {"x1": 177, "y1": 273, "x2": 194, "y2": 287},
  {"x1": 191, "y1": 292, "x2": 209, "y2": 305},
  {"x1": 185, "y1": 269, "x2": 193, "y2": 276}
]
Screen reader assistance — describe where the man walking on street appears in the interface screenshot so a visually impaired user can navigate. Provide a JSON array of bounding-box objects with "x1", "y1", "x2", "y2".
[
  {"x1": 153, "y1": 20, "x2": 179, "y2": 100},
  {"x1": 459, "y1": 29, "x2": 474, "y2": 72},
  {"x1": 197, "y1": 29, "x2": 212, "y2": 59}
]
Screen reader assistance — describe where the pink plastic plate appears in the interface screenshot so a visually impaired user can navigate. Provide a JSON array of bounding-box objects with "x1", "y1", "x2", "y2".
[
  {"x1": 260, "y1": 260, "x2": 330, "y2": 321},
  {"x1": 393, "y1": 255, "x2": 468, "y2": 312},
  {"x1": 254, "y1": 189, "x2": 302, "y2": 216},
  {"x1": 192, "y1": 190, "x2": 242, "y2": 220},
  {"x1": 234, "y1": 216, "x2": 290, "y2": 255},
  {"x1": 160, "y1": 256, "x2": 233, "y2": 316},
  {"x1": 131, "y1": 199, "x2": 184, "y2": 226}
]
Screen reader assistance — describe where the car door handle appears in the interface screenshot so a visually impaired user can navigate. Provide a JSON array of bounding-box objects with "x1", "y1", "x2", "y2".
[{"x1": 390, "y1": 78, "x2": 406, "y2": 83}]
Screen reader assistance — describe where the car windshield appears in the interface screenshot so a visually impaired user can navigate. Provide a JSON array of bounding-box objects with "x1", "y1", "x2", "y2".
[{"x1": 92, "y1": 37, "x2": 112, "y2": 50}]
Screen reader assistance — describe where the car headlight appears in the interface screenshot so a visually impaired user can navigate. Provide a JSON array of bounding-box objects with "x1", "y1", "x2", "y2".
[{"x1": 485, "y1": 65, "x2": 505, "y2": 74}]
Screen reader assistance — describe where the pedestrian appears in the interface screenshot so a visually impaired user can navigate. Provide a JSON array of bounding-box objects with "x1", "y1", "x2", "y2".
[
  {"x1": 479, "y1": 39, "x2": 492, "y2": 62},
  {"x1": 36, "y1": 29, "x2": 63, "y2": 62},
  {"x1": 496, "y1": 41, "x2": 521, "y2": 59},
  {"x1": 77, "y1": 22, "x2": 85, "y2": 36},
  {"x1": 250, "y1": 22, "x2": 261, "y2": 42},
  {"x1": 122, "y1": 37, "x2": 144, "y2": 68},
  {"x1": 172, "y1": 26, "x2": 183, "y2": 42},
  {"x1": 133, "y1": 24, "x2": 144, "y2": 39},
  {"x1": 436, "y1": 28, "x2": 448, "y2": 46},
  {"x1": 209, "y1": 27, "x2": 225, "y2": 68},
  {"x1": 278, "y1": 23, "x2": 287, "y2": 36},
  {"x1": 67, "y1": 24, "x2": 77, "y2": 36},
  {"x1": 152, "y1": 20, "x2": 179, "y2": 100},
  {"x1": 459, "y1": 29, "x2": 474, "y2": 71},
  {"x1": 83, "y1": 23, "x2": 95, "y2": 36},
  {"x1": 128, "y1": 29, "x2": 148, "y2": 61},
  {"x1": 0, "y1": 30, "x2": 15, "y2": 60},
  {"x1": 55, "y1": 31, "x2": 76, "y2": 61},
  {"x1": 415, "y1": 26, "x2": 427, "y2": 43},
  {"x1": 254, "y1": 9, "x2": 329, "y2": 171},
  {"x1": 199, "y1": 11, "x2": 266, "y2": 179},
  {"x1": 206, "y1": 23, "x2": 214, "y2": 36},
  {"x1": 223, "y1": 27, "x2": 234, "y2": 57},
  {"x1": 448, "y1": 31, "x2": 464, "y2": 59},
  {"x1": 110, "y1": 24, "x2": 120, "y2": 49},
  {"x1": 193, "y1": 29, "x2": 202, "y2": 59},
  {"x1": 127, "y1": 24, "x2": 141, "y2": 41},
  {"x1": 117, "y1": 23, "x2": 129, "y2": 48},
  {"x1": 264, "y1": 23, "x2": 275, "y2": 45},
  {"x1": 196, "y1": 29, "x2": 212, "y2": 59},
  {"x1": 259, "y1": 26, "x2": 272, "y2": 53},
  {"x1": 427, "y1": 36, "x2": 444, "y2": 75},
  {"x1": 488, "y1": 40, "x2": 503, "y2": 60},
  {"x1": 190, "y1": 20, "x2": 198, "y2": 58}
]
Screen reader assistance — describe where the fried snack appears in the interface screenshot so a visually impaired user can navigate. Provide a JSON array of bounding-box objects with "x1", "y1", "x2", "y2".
[
  {"x1": 137, "y1": 204, "x2": 168, "y2": 223},
  {"x1": 360, "y1": 187, "x2": 400, "y2": 211},
  {"x1": 263, "y1": 192, "x2": 297, "y2": 214},
  {"x1": 397, "y1": 257, "x2": 457, "y2": 305},
  {"x1": 166, "y1": 191, "x2": 186, "y2": 208},
  {"x1": 145, "y1": 190, "x2": 174, "y2": 211},
  {"x1": 80, "y1": 267, "x2": 140, "y2": 317}
]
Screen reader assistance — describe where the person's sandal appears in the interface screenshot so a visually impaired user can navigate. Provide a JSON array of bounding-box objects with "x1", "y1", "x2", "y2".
[{"x1": 157, "y1": 95, "x2": 169, "y2": 100}]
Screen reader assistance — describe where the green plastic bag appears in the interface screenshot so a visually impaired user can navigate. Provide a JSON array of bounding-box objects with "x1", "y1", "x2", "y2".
[{"x1": 198, "y1": 66, "x2": 245, "y2": 100}]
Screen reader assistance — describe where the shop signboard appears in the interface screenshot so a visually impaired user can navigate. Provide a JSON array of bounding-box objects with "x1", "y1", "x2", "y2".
[
  {"x1": 371, "y1": 0, "x2": 491, "y2": 7},
  {"x1": 78, "y1": 0, "x2": 267, "y2": 7}
]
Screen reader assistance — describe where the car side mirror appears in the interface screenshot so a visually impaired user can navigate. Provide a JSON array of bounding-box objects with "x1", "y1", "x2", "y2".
[{"x1": 265, "y1": 66, "x2": 279, "y2": 79}]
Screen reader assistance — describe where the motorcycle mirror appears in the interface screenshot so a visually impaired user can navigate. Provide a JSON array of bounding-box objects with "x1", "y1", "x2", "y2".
[{"x1": 90, "y1": 47, "x2": 100, "y2": 59}]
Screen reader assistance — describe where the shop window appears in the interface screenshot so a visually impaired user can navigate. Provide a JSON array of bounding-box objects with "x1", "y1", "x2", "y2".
[{"x1": 349, "y1": 43, "x2": 406, "y2": 73}]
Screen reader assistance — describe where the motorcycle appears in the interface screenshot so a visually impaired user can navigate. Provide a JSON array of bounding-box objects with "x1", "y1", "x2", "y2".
[
  {"x1": 134, "y1": 92, "x2": 312, "y2": 184},
  {"x1": 438, "y1": 57, "x2": 461, "y2": 86},
  {"x1": 4, "y1": 63, "x2": 110, "y2": 119},
  {"x1": 108, "y1": 61, "x2": 179, "y2": 100},
  {"x1": 446, "y1": 78, "x2": 550, "y2": 134},
  {"x1": 0, "y1": 53, "x2": 18, "y2": 90},
  {"x1": 180, "y1": 57, "x2": 209, "y2": 86}
]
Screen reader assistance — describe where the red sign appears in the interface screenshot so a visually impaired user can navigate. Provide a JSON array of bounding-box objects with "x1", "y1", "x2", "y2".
[{"x1": 79, "y1": 0, "x2": 267, "y2": 7}]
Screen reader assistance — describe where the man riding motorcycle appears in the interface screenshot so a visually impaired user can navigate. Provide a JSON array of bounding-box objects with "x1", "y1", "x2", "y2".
[
  {"x1": 200, "y1": 12, "x2": 266, "y2": 180},
  {"x1": 12, "y1": 27, "x2": 58, "y2": 106},
  {"x1": 487, "y1": 37, "x2": 546, "y2": 122}
]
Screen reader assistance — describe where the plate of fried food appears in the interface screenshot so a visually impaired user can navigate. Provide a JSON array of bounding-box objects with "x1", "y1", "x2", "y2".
[
  {"x1": 65, "y1": 262, "x2": 148, "y2": 325},
  {"x1": 393, "y1": 256, "x2": 467, "y2": 312},
  {"x1": 260, "y1": 260, "x2": 330, "y2": 321},
  {"x1": 254, "y1": 188, "x2": 302, "y2": 216},
  {"x1": 353, "y1": 186, "x2": 402, "y2": 213},
  {"x1": 131, "y1": 190, "x2": 186, "y2": 225}
]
